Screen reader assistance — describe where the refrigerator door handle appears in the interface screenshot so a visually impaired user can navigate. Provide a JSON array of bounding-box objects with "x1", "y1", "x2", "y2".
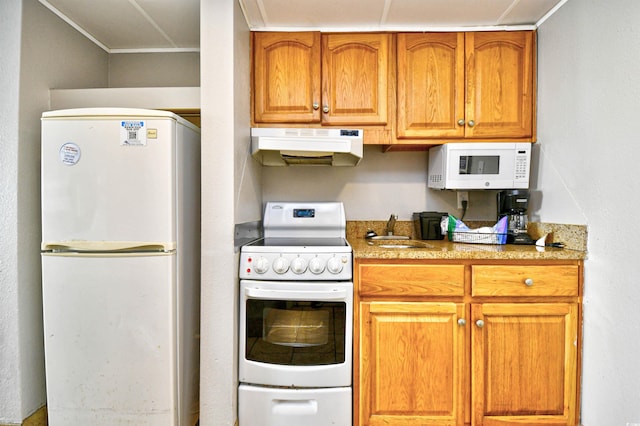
[{"x1": 41, "y1": 241, "x2": 176, "y2": 254}]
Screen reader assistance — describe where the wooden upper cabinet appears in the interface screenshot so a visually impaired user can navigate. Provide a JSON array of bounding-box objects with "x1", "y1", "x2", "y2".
[
  {"x1": 253, "y1": 31, "x2": 535, "y2": 140},
  {"x1": 465, "y1": 31, "x2": 535, "y2": 138},
  {"x1": 397, "y1": 32, "x2": 465, "y2": 138},
  {"x1": 252, "y1": 32, "x2": 390, "y2": 125},
  {"x1": 253, "y1": 32, "x2": 321, "y2": 123},
  {"x1": 322, "y1": 33, "x2": 390, "y2": 125},
  {"x1": 397, "y1": 31, "x2": 535, "y2": 140}
]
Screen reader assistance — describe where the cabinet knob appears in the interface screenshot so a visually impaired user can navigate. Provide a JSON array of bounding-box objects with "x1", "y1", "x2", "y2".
[
  {"x1": 457, "y1": 318, "x2": 466, "y2": 326},
  {"x1": 312, "y1": 102, "x2": 319, "y2": 110},
  {"x1": 524, "y1": 278, "x2": 534, "y2": 286},
  {"x1": 468, "y1": 120, "x2": 475, "y2": 127},
  {"x1": 322, "y1": 105, "x2": 329, "y2": 113},
  {"x1": 457, "y1": 119, "x2": 465, "y2": 126},
  {"x1": 476, "y1": 319, "x2": 485, "y2": 328}
]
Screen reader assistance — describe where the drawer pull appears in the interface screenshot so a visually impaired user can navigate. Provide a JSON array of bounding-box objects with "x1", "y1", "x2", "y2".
[
  {"x1": 476, "y1": 319, "x2": 485, "y2": 328},
  {"x1": 524, "y1": 278, "x2": 534, "y2": 286},
  {"x1": 457, "y1": 318, "x2": 466, "y2": 326}
]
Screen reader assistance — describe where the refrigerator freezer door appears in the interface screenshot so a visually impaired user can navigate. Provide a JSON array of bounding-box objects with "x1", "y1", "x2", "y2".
[
  {"x1": 41, "y1": 115, "x2": 176, "y2": 244},
  {"x1": 42, "y1": 253, "x2": 179, "y2": 426}
]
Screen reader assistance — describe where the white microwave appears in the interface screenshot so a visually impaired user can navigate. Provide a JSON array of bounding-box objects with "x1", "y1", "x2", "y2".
[{"x1": 428, "y1": 142, "x2": 532, "y2": 190}]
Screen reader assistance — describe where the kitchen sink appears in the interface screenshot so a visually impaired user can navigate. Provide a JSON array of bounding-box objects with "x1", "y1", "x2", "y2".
[
  {"x1": 366, "y1": 235, "x2": 410, "y2": 240},
  {"x1": 367, "y1": 240, "x2": 434, "y2": 249}
]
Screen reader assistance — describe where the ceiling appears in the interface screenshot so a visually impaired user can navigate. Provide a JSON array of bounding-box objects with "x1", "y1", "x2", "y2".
[
  {"x1": 242, "y1": 0, "x2": 567, "y2": 31},
  {"x1": 38, "y1": 0, "x2": 200, "y2": 52},
  {"x1": 38, "y1": 0, "x2": 567, "y2": 53}
]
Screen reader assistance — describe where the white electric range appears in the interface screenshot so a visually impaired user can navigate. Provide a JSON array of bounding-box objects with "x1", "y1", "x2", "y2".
[{"x1": 238, "y1": 201, "x2": 353, "y2": 426}]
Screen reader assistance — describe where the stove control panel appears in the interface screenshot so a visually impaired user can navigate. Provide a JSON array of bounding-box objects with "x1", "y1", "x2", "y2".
[{"x1": 239, "y1": 251, "x2": 352, "y2": 281}]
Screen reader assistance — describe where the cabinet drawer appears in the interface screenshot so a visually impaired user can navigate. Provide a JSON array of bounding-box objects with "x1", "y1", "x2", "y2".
[
  {"x1": 472, "y1": 265, "x2": 579, "y2": 297},
  {"x1": 358, "y1": 264, "x2": 464, "y2": 297}
]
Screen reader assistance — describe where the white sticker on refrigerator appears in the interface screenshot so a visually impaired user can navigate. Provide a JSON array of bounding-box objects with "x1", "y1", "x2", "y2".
[
  {"x1": 59, "y1": 143, "x2": 81, "y2": 165},
  {"x1": 120, "y1": 120, "x2": 147, "y2": 146}
]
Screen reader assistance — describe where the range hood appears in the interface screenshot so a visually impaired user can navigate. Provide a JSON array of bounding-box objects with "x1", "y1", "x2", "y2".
[{"x1": 251, "y1": 128, "x2": 363, "y2": 166}]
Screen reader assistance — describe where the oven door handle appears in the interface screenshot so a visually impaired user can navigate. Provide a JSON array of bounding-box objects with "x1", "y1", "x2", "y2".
[{"x1": 245, "y1": 287, "x2": 349, "y2": 301}]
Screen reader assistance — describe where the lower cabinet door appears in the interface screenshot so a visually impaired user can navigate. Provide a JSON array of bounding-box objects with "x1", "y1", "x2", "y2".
[
  {"x1": 359, "y1": 302, "x2": 465, "y2": 425},
  {"x1": 471, "y1": 303, "x2": 579, "y2": 425}
]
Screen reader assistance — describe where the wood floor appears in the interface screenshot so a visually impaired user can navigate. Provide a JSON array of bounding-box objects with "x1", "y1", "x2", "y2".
[{"x1": 0, "y1": 406, "x2": 47, "y2": 426}]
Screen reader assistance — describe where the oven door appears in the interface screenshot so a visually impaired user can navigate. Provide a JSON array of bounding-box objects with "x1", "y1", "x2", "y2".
[{"x1": 239, "y1": 280, "x2": 353, "y2": 388}]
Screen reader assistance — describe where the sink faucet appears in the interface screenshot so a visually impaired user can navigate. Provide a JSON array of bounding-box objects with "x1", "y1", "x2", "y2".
[{"x1": 386, "y1": 214, "x2": 397, "y2": 236}]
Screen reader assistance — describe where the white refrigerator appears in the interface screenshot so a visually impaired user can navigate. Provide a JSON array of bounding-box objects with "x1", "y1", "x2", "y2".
[{"x1": 40, "y1": 108, "x2": 200, "y2": 426}]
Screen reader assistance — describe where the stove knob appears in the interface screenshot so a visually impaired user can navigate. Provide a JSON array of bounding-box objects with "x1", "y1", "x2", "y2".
[
  {"x1": 308, "y1": 257, "x2": 326, "y2": 274},
  {"x1": 327, "y1": 256, "x2": 344, "y2": 274},
  {"x1": 253, "y1": 257, "x2": 270, "y2": 274},
  {"x1": 272, "y1": 257, "x2": 290, "y2": 274},
  {"x1": 291, "y1": 257, "x2": 308, "y2": 274}
]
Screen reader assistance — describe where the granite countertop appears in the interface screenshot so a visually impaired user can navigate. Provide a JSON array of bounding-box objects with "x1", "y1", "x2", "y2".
[{"x1": 347, "y1": 220, "x2": 587, "y2": 261}]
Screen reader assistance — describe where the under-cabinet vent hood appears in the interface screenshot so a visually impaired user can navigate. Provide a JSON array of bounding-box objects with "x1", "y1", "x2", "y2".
[{"x1": 251, "y1": 128, "x2": 363, "y2": 166}]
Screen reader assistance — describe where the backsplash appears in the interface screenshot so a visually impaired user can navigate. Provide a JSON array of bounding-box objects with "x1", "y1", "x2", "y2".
[
  {"x1": 347, "y1": 220, "x2": 418, "y2": 240},
  {"x1": 527, "y1": 222, "x2": 588, "y2": 252},
  {"x1": 347, "y1": 220, "x2": 588, "y2": 253}
]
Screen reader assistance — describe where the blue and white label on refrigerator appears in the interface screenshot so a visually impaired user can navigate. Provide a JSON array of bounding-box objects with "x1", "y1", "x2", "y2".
[
  {"x1": 120, "y1": 120, "x2": 147, "y2": 146},
  {"x1": 59, "y1": 143, "x2": 81, "y2": 166}
]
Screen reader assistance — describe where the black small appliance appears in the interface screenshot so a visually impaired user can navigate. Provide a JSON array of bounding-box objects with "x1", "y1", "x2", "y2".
[
  {"x1": 497, "y1": 189, "x2": 533, "y2": 245},
  {"x1": 413, "y1": 212, "x2": 447, "y2": 240}
]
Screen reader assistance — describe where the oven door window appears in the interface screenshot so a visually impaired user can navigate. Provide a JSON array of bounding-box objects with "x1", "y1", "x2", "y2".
[{"x1": 245, "y1": 299, "x2": 346, "y2": 366}]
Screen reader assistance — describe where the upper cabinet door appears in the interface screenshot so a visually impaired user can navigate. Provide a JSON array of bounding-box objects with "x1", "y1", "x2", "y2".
[
  {"x1": 397, "y1": 32, "x2": 465, "y2": 138},
  {"x1": 321, "y1": 33, "x2": 390, "y2": 125},
  {"x1": 465, "y1": 31, "x2": 535, "y2": 138},
  {"x1": 253, "y1": 32, "x2": 321, "y2": 123},
  {"x1": 252, "y1": 30, "x2": 535, "y2": 142}
]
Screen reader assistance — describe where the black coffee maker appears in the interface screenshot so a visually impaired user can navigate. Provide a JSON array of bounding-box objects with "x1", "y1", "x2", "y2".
[{"x1": 497, "y1": 189, "x2": 533, "y2": 245}]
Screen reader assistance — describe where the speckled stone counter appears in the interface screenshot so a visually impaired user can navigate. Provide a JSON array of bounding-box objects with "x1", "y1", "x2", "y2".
[{"x1": 347, "y1": 221, "x2": 587, "y2": 261}]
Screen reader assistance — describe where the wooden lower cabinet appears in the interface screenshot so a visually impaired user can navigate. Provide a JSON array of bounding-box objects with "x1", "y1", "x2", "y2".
[
  {"x1": 354, "y1": 260, "x2": 582, "y2": 426},
  {"x1": 359, "y1": 302, "x2": 465, "y2": 425},
  {"x1": 472, "y1": 303, "x2": 579, "y2": 425}
]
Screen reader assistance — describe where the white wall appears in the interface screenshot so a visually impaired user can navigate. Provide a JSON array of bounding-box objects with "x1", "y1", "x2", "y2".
[
  {"x1": 108, "y1": 52, "x2": 200, "y2": 87},
  {"x1": 200, "y1": 0, "x2": 258, "y2": 424},
  {"x1": 263, "y1": 146, "x2": 499, "y2": 221},
  {"x1": 0, "y1": 0, "x2": 108, "y2": 423},
  {"x1": 537, "y1": 0, "x2": 640, "y2": 423},
  {"x1": 0, "y1": 1, "x2": 25, "y2": 422}
]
